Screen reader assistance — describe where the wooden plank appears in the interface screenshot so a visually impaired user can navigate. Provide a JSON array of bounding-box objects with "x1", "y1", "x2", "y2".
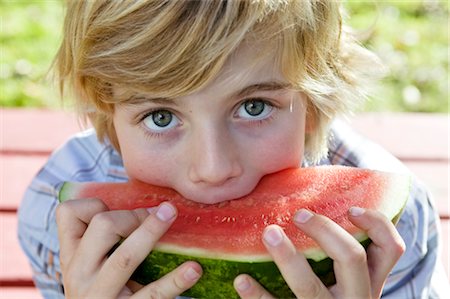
[
  {"x1": 404, "y1": 161, "x2": 449, "y2": 218},
  {"x1": 1, "y1": 108, "x2": 85, "y2": 154},
  {"x1": 0, "y1": 287, "x2": 41, "y2": 299},
  {"x1": 0, "y1": 214, "x2": 34, "y2": 283},
  {"x1": 1, "y1": 155, "x2": 48, "y2": 211},
  {"x1": 351, "y1": 113, "x2": 449, "y2": 161}
]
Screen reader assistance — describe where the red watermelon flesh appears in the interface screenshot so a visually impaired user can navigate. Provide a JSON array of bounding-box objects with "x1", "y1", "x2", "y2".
[{"x1": 59, "y1": 166, "x2": 410, "y2": 262}]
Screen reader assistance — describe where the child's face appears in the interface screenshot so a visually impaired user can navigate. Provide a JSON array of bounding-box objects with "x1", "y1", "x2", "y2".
[{"x1": 113, "y1": 43, "x2": 308, "y2": 204}]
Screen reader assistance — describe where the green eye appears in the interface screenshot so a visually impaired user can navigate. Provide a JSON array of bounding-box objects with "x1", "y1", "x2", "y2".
[
  {"x1": 244, "y1": 100, "x2": 265, "y2": 116},
  {"x1": 152, "y1": 110, "x2": 172, "y2": 127},
  {"x1": 143, "y1": 109, "x2": 179, "y2": 132},
  {"x1": 236, "y1": 99, "x2": 273, "y2": 120}
]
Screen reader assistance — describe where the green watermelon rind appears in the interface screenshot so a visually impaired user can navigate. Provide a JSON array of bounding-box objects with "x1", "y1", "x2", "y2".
[{"x1": 58, "y1": 182, "x2": 79, "y2": 201}]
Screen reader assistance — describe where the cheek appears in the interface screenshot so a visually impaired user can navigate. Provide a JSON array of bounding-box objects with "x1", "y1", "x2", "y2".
[
  {"x1": 242, "y1": 119, "x2": 306, "y2": 173},
  {"x1": 254, "y1": 131, "x2": 304, "y2": 171},
  {"x1": 113, "y1": 116, "x2": 176, "y2": 186},
  {"x1": 121, "y1": 146, "x2": 176, "y2": 186}
]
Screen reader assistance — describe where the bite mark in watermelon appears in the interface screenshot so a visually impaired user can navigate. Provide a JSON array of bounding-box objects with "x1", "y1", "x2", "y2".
[{"x1": 58, "y1": 166, "x2": 410, "y2": 298}]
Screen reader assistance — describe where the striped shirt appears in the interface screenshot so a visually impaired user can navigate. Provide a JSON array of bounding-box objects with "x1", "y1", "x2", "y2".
[{"x1": 18, "y1": 120, "x2": 449, "y2": 298}]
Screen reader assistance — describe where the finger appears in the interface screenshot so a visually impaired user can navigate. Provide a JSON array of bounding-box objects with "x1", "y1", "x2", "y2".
[
  {"x1": 234, "y1": 274, "x2": 276, "y2": 299},
  {"x1": 133, "y1": 261, "x2": 202, "y2": 299},
  {"x1": 71, "y1": 208, "x2": 149, "y2": 276},
  {"x1": 348, "y1": 207, "x2": 406, "y2": 298},
  {"x1": 262, "y1": 224, "x2": 331, "y2": 299},
  {"x1": 117, "y1": 281, "x2": 146, "y2": 299},
  {"x1": 90, "y1": 202, "x2": 178, "y2": 297},
  {"x1": 293, "y1": 209, "x2": 371, "y2": 298},
  {"x1": 56, "y1": 198, "x2": 109, "y2": 268}
]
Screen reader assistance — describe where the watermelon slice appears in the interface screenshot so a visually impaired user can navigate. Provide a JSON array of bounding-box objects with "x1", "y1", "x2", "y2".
[{"x1": 58, "y1": 166, "x2": 410, "y2": 298}]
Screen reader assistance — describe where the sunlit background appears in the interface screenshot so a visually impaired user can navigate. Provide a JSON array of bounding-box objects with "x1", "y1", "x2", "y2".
[{"x1": 1, "y1": 0, "x2": 448, "y2": 113}]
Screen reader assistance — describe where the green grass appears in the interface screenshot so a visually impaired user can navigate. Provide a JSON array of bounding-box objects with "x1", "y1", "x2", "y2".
[
  {"x1": 1, "y1": 0, "x2": 448, "y2": 112},
  {"x1": 344, "y1": 0, "x2": 449, "y2": 113},
  {"x1": 1, "y1": 0, "x2": 64, "y2": 108}
]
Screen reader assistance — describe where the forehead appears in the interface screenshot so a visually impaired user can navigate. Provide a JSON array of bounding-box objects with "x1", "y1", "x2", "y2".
[{"x1": 207, "y1": 39, "x2": 285, "y2": 91}]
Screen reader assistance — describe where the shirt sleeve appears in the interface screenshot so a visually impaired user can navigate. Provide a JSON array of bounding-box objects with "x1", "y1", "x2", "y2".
[
  {"x1": 17, "y1": 179, "x2": 65, "y2": 298},
  {"x1": 17, "y1": 130, "x2": 123, "y2": 299}
]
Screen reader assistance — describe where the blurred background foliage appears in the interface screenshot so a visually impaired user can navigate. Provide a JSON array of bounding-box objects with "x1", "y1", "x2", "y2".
[{"x1": 1, "y1": 0, "x2": 448, "y2": 112}]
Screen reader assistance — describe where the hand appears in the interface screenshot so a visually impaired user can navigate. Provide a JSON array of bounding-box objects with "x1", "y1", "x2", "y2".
[
  {"x1": 56, "y1": 198, "x2": 202, "y2": 299},
  {"x1": 233, "y1": 207, "x2": 405, "y2": 299}
]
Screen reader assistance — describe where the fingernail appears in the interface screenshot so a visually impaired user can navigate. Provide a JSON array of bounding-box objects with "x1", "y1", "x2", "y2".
[
  {"x1": 156, "y1": 203, "x2": 176, "y2": 222},
  {"x1": 263, "y1": 226, "x2": 283, "y2": 247},
  {"x1": 236, "y1": 276, "x2": 251, "y2": 292},
  {"x1": 184, "y1": 267, "x2": 200, "y2": 281},
  {"x1": 349, "y1": 206, "x2": 365, "y2": 216},
  {"x1": 294, "y1": 209, "x2": 314, "y2": 223}
]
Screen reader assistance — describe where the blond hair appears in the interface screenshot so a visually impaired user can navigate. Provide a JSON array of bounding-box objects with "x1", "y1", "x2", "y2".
[{"x1": 54, "y1": 0, "x2": 381, "y2": 162}]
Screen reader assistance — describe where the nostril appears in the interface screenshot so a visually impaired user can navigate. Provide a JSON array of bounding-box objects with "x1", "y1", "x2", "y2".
[{"x1": 188, "y1": 160, "x2": 242, "y2": 186}]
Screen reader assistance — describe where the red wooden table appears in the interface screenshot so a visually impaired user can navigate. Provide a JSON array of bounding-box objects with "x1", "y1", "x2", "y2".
[{"x1": 1, "y1": 109, "x2": 448, "y2": 298}]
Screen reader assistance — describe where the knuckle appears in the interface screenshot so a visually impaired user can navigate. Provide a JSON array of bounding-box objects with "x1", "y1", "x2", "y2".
[
  {"x1": 144, "y1": 267, "x2": 193, "y2": 299},
  {"x1": 172, "y1": 273, "x2": 188, "y2": 291},
  {"x1": 293, "y1": 279, "x2": 323, "y2": 298},
  {"x1": 55, "y1": 203, "x2": 72, "y2": 223},
  {"x1": 343, "y1": 244, "x2": 367, "y2": 264},
  {"x1": 90, "y1": 212, "x2": 115, "y2": 232},
  {"x1": 146, "y1": 287, "x2": 166, "y2": 299},
  {"x1": 148, "y1": 291, "x2": 163, "y2": 299},
  {"x1": 113, "y1": 248, "x2": 136, "y2": 272},
  {"x1": 392, "y1": 236, "x2": 406, "y2": 258}
]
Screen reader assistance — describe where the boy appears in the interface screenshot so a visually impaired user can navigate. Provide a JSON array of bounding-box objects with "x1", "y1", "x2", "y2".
[{"x1": 18, "y1": 1, "x2": 448, "y2": 298}]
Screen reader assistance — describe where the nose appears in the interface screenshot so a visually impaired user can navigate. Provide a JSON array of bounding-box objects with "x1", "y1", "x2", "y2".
[{"x1": 188, "y1": 124, "x2": 242, "y2": 186}]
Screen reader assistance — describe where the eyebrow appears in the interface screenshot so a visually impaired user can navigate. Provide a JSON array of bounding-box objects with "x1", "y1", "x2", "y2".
[
  {"x1": 125, "y1": 81, "x2": 291, "y2": 105},
  {"x1": 125, "y1": 95, "x2": 175, "y2": 106},
  {"x1": 236, "y1": 81, "x2": 291, "y2": 98}
]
